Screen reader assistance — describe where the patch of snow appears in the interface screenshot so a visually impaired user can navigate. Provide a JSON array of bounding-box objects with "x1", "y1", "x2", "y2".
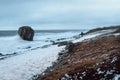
[
  {"x1": 100, "y1": 78, "x2": 106, "y2": 80},
  {"x1": 79, "y1": 76, "x2": 83, "y2": 79},
  {"x1": 97, "y1": 68, "x2": 105, "y2": 74},
  {"x1": 73, "y1": 33, "x2": 102, "y2": 43},
  {"x1": 111, "y1": 57, "x2": 118, "y2": 63},
  {"x1": 73, "y1": 74, "x2": 78, "y2": 80},
  {"x1": 0, "y1": 35, "x2": 50, "y2": 55},
  {"x1": 0, "y1": 31, "x2": 81, "y2": 55},
  {"x1": 0, "y1": 45, "x2": 65, "y2": 80},
  {"x1": 106, "y1": 70, "x2": 115, "y2": 75},
  {"x1": 113, "y1": 33, "x2": 120, "y2": 36},
  {"x1": 73, "y1": 29, "x2": 116, "y2": 43},
  {"x1": 96, "y1": 63, "x2": 99, "y2": 66},
  {"x1": 82, "y1": 71, "x2": 86, "y2": 76},
  {"x1": 65, "y1": 74, "x2": 70, "y2": 78},
  {"x1": 113, "y1": 75, "x2": 120, "y2": 80},
  {"x1": 61, "y1": 77, "x2": 66, "y2": 80}
]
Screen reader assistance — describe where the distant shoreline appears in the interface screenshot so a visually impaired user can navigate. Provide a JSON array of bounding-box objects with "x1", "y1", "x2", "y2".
[{"x1": 0, "y1": 29, "x2": 86, "y2": 37}]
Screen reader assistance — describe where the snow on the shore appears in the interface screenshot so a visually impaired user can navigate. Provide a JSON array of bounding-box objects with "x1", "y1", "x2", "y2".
[
  {"x1": 0, "y1": 30, "x2": 81, "y2": 80},
  {"x1": 0, "y1": 31, "x2": 80, "y2": 55},
  {"x1": 0, "y1": 35, "x2": 50, "y2": 55},
  {"x1": 0, "y1": 28, "x2": 118, "y2": 80},
  {"x1": 114, "y1": 75, "x2": 120, "y2": 80},
  {"x1": 73, "y1": 33, "x2": 102, "y2": 43},
  {"x1": 0, "y1": 45, "x2": 65, "y2": 80},
  {"x1": 73, "y1": 29, "x2": 116, "y2": 43}
]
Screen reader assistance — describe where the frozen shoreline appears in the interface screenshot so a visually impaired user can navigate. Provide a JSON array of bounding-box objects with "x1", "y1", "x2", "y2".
[
  {"x1": 0, "y1": 30, "x2": 82, "y2": 80},
  {"x1": 0, "y1": 31, "x2": 81, "y2": 55},
  {"x1": 0, "y1": 27, "x2": 119, "y2": 80},
  {"x1": 36, "y1": 26, "x2": 120, "y2": 80},
  {"x1": 0, "y1": 45, "x2": 65, "y2": 80}
]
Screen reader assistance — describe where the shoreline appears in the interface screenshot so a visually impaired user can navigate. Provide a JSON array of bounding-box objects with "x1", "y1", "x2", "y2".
[
  {"x1": 0, "y1": 29, "x2": 84, "y2": 80},
  {"x1": 36, "y1": 26, "x2": 120, "y2": 80},
  {"x1": 0, "y1": 26, "x2": 119, "y2": 80},
  {"x1": 0, "y1": 45, "x2": 65, "y2": 80}
]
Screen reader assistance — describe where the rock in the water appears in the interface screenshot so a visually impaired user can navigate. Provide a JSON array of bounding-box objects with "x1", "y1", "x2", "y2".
[{"x1": 18, "y1": 26, "x2": 34, "y2": 41}]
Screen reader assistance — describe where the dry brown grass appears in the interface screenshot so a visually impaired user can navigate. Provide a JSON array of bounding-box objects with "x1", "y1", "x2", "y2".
[{"x1": 37, "y1": 35, "x2": 120, "y2": 80}]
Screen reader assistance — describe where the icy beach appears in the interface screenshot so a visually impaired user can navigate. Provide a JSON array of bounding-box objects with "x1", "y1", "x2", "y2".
[
  {"x1": 37, "y1": 26, "x2": 120, "y2": 80},
  {"x1": 0, "y1": 45, "x2": 65, "y2": 80},
  {"x1": 0, "y1": 30, "x2": 83, "y2": 80},
  {"x1": 0, "y1": 27, "x2": 119, "y2": 80}
]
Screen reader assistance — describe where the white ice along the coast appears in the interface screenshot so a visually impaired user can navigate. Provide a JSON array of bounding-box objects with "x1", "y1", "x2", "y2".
[
  {"x1": 0, "y1": 31, "x2": 80, "y2": 55},
  {"x1": 0, "y1": 28, "x2": 117, "y2": 80},
  {"x1": 73, "y1": 29, "x2": 117, "y2": 43},
  {"x1": 0, "y1": 45, "x2": 65, "y2": 80},
  {"x1": 0, "y1": 30, "x2": 80, "y2": 80},
  {"x1": 114, "y1": 75, "x2": 120, "y2": 80}
]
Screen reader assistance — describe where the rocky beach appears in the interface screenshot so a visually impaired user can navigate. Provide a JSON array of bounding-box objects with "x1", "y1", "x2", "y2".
[
  {"x1": 1, "y1": 0, "x2": 120, "y2": 80},
  {"x1": 0, "y1": 29, "x2": 82, "y2": 80},
  {"x1": 37, "y1": 26, "x2": 120, "y2": 80},
  {"x1": 0, "y1": 26, "x2": 119, "y2": 80}
]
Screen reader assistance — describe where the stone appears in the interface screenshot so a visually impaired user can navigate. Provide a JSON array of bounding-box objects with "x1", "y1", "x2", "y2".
[
  {"x1": 65, "y1": 42, "x2": 74, "y2": 52},
  {"x1": 18, "y1": 26, "x2": 34, "y2": 41}
]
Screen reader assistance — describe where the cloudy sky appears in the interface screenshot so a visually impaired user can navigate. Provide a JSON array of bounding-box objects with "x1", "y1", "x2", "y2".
[{"x1": 0, "y1": 0, "x2": 120, "y2": 30}]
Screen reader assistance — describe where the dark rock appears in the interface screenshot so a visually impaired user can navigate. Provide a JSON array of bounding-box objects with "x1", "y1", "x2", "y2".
[
  {"x1": 80, "y1": 32, "x2": 84, "y2": 37},
  {"x1": 58, "y1": 41, "x2": 70, "y2": 46},
  {"x1": 18, "y1": 26, "x2": 34, "y2": 41},
  {"x1": 26, "y1": 46, "x2": 31, "y2": 49},
  {"x1": 58, "y1": 52, "x2": 64, "y2": 56},
  {"x1": 0, "y1": 53, "x2": 3, "y2": 56},
  {"x1": 13, "y1": 52, "x2": 17, "y2": 54},
  {"x1": 58, "y1": 50, "x2": 67, "y2": 56},
  {"x1": 52, "y1": 41, "x2": 73, "y2": 47},
  {"x1": 113, "y1": 27, "x2": 120, "y2": 33},
  {"x1": 0, "y1": 57, "x2": 5, "y2": 60},
  {"x1": 73, "y1": 32, "x2": 85, "y2": 39},
  {"x1": 65, "y1": 42, "x2": 75, "y2": 52},
  {"x1": 52, "y1": 41, "x2": 66, "y2": 46},
  {"x1": 50, "y1": 40, "x2": 55, "y2": 44},
  {"x1": 41, "y1": 45, "x2": 50, "y2": 48},
  {"x1": 57, "y1": 38, "x2": 66, "y2": 41}
]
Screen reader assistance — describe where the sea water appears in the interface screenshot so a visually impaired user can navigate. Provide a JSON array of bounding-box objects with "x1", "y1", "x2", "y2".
[
  {"x1": 0, "y1": 30, "x2": 84, "y2": 55},
  {"x1": 0, "y1": 29, "x2": 85, "y2": 80}
]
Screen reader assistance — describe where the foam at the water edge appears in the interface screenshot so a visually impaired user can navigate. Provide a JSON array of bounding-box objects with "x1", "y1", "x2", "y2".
[{"x1": 0, "y1": 30, "x2": 83, "y2": 55}]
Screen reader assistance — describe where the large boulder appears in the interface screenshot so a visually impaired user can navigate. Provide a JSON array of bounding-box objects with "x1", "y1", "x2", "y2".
[{"x1": 18, "y1": 26, "x2": 34, "y2": 41}]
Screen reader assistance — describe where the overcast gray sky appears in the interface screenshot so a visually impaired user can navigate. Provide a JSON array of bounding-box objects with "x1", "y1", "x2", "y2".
[{"x1": 0, "y1": 0, "x2": 120, "y2": 30}]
